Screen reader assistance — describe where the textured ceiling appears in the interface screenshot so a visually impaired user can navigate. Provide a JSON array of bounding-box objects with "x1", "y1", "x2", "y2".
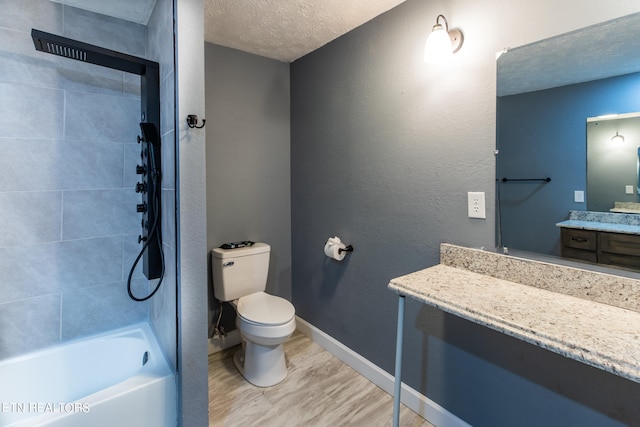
[
  {"x1": 203, "y1": 0, "x2": 407, "y2": 62},
  {"x1": 57, "y1": 0, "x2": 407, "y2": 63},
  {"x1": 498, "y1": 12, "x2": 640, "y2": 97},
  {"x1": 51, "y1": 0, "x2": 157, "y2": 25}
]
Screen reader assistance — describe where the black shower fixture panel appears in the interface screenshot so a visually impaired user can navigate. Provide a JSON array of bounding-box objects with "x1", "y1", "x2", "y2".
[
  {"x1": 136, "y1": 122, "x2": 162, "y2": 280},
  {"x1": 32, "y1": 28, "x2": 164, "y2": 300},
  {"x1": 31, "y1": 28, "x2": 163, "y2": 279}
]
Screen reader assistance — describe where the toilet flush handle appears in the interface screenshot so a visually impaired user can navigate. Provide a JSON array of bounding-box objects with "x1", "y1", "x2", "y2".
[{"x1": 223, "y1": 261, "x2": 234, "y2": 267}]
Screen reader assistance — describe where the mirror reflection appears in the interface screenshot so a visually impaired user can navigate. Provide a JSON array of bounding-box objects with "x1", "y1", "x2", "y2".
[
  {"x1": 496, "y1": 12, "x2": 640, "y2": 269},
  {"x1": 587, "y1": 113, "x2": 640, "y2": 212}
]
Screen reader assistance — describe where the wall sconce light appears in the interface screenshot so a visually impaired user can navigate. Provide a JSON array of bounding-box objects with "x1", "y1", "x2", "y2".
[
  {"x1": 611, "y1": 132, "x2": 625, "y2": 144},
  {"x1": 424, "y1": 14, "x2": 463, "y2": 63}
]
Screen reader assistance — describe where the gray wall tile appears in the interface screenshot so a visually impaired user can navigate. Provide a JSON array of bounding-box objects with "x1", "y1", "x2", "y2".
[
  {"x1": 62, "y1": 6, "x2": 146, "y2": 57},
  {"x1": 124, "y1": 142, "x2": 142, "y2": 188},
  {"x1": 124, "y1": 73, "x2": 142, "y2": 97},
  {"x1": 0, "y1": 191, "x2": 61, "y2": 247},
  {"x1": 0, "y1": 138, "x2": 63, "y2": 191},
  {"x1": 0, "y1": 245, "x2": 59, "y2": 303},
  {"x1": 161, "y1": 189, "x2": 176, "y2": 251},
  {"x1": 160, "y1": 129, "x2": 176, "y2": 190},
  {"x1": 0, "y1": 237, "x2": 123, "y2": 304},
  {"x1": 160, "y1": 72, "x2": 175, "y2": 137},
  {"x1": 0, "y1": 294, "x2": 60, "y2": 359},
  {"x1": 151, "y1": 243, "x2": 177, "y2": 370},
  {"x1": 0, "y1": 138, "x2": 124, "y2": 191},
  {"x1": 0, "y1": 0, "x2": 62, "y2": 34},
  {"x1": 0, "y1": 28, "x2": 127, "y2": 96},
  {"x1": 62, "y1": 189, "x2": 140, "y2": 239},
  {"x1": 55, "y1": 237, "x2": 125, "y2": 289},
  {"x1": 61, "y1": 281, "x2": 148, "y2": 340},
  {"x1": 64, "y1": 91, "x2": 140, "y2": 142},
  {"x1": 124, "y1": 233, "x2": 149, "y2": 280},
  {"x1": 0, "y1": 83, "x2": 64, "y2": 139},
  {"x1": 147, "y1": 0, "x2": 174, "y2": 82},
  {"x1": 60, "y1": 140, "x2": 125, "y2": 189}
]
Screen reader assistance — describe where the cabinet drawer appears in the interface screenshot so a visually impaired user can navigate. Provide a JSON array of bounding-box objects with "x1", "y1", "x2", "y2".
[
  {"x1": 561, "y1": 228, "x2": 597, "y2": 251},
  {"x1": 561, "y1": 246, "x2": 598, "y2": 263},
  {"x1": 598, "y1": 251, "x2": 640, "y2": 269},
  {"x1": 598, "y1": 232, "x2": 640, "y2": 257}
]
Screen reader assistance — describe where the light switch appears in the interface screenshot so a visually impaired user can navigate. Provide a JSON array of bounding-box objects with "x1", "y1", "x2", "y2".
[
  {"x1": 626, "y1": 185, "x2": 634, "y2": 195},
  {"x1": 574, "y1": 191, "x2": 584, "y2": 203}
]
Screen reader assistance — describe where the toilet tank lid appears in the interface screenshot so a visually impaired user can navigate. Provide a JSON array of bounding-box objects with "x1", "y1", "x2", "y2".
[{"x1": 211, "y1": 242, "x2": 270, "y2": 259}]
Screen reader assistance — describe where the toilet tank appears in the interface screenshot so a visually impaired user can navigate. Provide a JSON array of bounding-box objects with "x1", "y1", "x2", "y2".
[{"x1": 211, "y1": 242, "x2": 270, "y2": 301}]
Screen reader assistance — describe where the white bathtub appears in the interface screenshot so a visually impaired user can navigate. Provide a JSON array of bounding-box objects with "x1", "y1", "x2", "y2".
[{"x1": 0, "y1": 323, "x2": 176, "y2": 427}]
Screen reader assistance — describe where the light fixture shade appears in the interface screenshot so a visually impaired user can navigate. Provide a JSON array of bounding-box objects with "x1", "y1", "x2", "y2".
[{"x1": 424, "y1": 26, "x2": 453, "y2": 63}]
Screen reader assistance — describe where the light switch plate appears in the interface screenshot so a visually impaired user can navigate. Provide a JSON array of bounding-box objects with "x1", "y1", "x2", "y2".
[
  {"x1": 574, "y1": 190, "x2": 584, "y2": 203},
  {"x1": 626, "y1": 185, "x2": 634, "y2": 195},
  {"x1": 468, "y1": 192, "x2": 486, "y2": 219}
]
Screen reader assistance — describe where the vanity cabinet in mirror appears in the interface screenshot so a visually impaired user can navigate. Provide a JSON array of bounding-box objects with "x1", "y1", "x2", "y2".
[{"x1": 496, "y1": 12, "x2": 640, "y2": 272}]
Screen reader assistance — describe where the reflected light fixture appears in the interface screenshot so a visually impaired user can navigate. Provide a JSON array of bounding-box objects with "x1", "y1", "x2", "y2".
[
  {"x1": 424, "y1": 14, "x2": 463, "y2": 63},
  {"x1": 611, "y1": 132, "x2": 625, "y2": 144}
]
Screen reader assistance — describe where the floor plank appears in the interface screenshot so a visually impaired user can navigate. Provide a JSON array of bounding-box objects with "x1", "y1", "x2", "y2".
[{"x1": 208, "y1": 331, "x2": 435, "y2": 427}]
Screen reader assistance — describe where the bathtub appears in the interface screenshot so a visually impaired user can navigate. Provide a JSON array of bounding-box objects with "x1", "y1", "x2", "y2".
[{"x1": 0, "y1": 323, "x2": 175, "y2": 427}]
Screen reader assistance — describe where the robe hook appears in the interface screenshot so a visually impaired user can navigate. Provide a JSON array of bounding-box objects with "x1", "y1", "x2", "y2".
[{"x1": 186, "y1": 114, "x2": 206, "y2": 129}]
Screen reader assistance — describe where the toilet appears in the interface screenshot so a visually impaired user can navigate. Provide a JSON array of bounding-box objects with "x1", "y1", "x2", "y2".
[{"x1": 211, "y1": 242, "x2": 296, "y2": 387}]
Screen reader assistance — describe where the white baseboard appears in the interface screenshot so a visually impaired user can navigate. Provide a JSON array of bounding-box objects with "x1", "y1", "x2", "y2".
[
  {"x1": 295, "y1": 316, "x2": 471, "y2": 427},
  {"x1": 207, "y1": 329, "x2": 241, "y2": 355}
]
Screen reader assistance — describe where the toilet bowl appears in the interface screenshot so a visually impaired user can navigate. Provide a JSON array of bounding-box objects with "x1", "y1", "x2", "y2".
[
  {"x1": 231, "y1": 291, "x2": 296, "y2": 387},
  {"x1": 210, "y1": 243, "x2": 296, "y2": 387}
]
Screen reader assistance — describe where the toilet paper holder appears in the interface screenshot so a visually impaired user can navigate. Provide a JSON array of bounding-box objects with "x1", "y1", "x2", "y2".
[{"x1": 339, "y1": 244, "x2": 354, "y2": 254}]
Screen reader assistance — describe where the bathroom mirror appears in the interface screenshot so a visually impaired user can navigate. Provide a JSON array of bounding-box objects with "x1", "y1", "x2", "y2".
[
  {"x1": 587, "y1": 113, "x2": 640, "y2": 212},
  {"x1": 496, "y1": 12, "x2": 640, "y2": 263}
]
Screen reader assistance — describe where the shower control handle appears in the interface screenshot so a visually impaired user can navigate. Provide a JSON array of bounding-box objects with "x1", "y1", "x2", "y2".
[{"x1": 135, "y1": 182, "x2": 147, "y2": 193}]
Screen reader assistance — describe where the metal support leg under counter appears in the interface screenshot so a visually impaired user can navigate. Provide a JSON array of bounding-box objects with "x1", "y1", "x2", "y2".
[{"x1": 393, "y1": 295, "x2": 405, "y2": 427}]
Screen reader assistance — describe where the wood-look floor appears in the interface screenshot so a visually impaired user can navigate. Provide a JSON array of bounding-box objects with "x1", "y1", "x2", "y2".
[{"x1": 208, "y1": 331, "x2": 435, "y2": 427}]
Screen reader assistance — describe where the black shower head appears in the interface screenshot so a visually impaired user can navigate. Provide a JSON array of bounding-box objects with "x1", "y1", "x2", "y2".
[{"x1": 31, "y1": 28, "x2": 154, "y2": 76}]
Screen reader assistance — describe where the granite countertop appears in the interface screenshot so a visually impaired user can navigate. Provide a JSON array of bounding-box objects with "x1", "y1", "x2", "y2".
[
  {"x1": 556, "y1": 210, "x2": 640, "y2": 235},
  {"x1": 610, "y1": 202, "x2": 640, "y2": 214},
  {"x1": 610, "y1": 208, "x2": 640, "y2": 214},
  {"x1": 556, "y1": 219, "x2": 640, "y2": 235},
  {"x1": 388, "y1": 249, "x2": 640, "y2": 383}
]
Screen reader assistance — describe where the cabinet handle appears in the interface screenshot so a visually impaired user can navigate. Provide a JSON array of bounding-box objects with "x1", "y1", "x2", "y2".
[{"x1": 571, "y1": 237, "x2": 588, "y2": 243}]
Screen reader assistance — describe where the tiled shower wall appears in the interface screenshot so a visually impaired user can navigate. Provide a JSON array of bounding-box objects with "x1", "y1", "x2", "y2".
[
  {"x1": 0, "y1": 0, "x2": 163, "y2": 360},
  {"x1": 148, "y1": 0, "x2": 178, "y2": 371}
]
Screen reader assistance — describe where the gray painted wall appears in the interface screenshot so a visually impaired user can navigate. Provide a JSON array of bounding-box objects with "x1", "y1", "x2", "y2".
[
  {"x1": 0, "y1": 0, "x2": 154, "y2": 359},
  {"x1": 291, "y1": 0, "x2": 640, "y2": 425},
  {"x1": 204, "y1": 43, "x2": 291, "y2": 332},
  {"x1": 175, "y1": 0, "x2": 209, "y2": 425}
]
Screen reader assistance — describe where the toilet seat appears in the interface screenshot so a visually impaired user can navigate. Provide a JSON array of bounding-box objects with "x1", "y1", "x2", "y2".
[{"x1": 236, "y1": 292, "x2": 295, "y2": 326}]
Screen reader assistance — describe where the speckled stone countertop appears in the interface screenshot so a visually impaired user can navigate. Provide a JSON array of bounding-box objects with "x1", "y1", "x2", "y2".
[
  {"x1": 611, "y1": 202, "x2": 640, "y2": 214},
  {"x1": 557, "y1": 210, "x2": 640, "y2": 235},
  {"x1": 557, "y1": 220, "x2": 640, "y2": 234},
  {"x1": 388, "y1": 244, "x2": 640, "y2": 383}
]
